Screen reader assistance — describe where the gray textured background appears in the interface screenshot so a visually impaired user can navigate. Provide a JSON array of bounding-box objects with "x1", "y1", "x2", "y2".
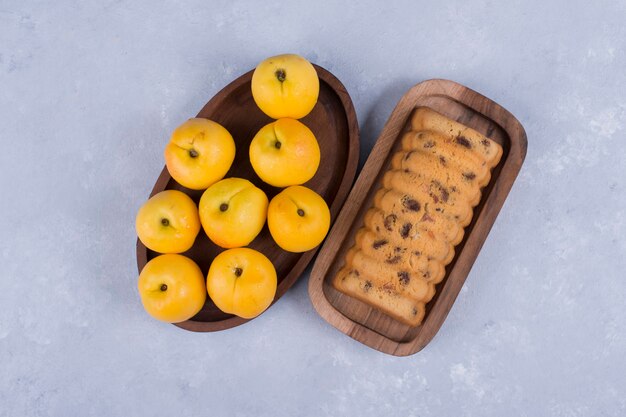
[{"x1": 1, "y1": 1, "x2": 625, "y2": 416}]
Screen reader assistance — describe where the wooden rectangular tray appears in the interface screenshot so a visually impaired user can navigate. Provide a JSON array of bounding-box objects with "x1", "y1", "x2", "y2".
[{"x1": 308, "y1": 79, "x2": 527, "y2": 356}]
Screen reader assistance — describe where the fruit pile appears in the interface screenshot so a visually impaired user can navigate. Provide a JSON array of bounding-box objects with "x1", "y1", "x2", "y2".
[{"x1": 136, "y1": 54, "x2": 330, "y2": 324}]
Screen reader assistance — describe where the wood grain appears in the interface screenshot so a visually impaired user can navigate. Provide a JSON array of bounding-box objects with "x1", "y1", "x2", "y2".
[
  {"x1": 308, "y1": 79, "x2": 527, "y2": 356},
  {"x1": 136, "y1": 65, "x2": 360, "y2": 332}
]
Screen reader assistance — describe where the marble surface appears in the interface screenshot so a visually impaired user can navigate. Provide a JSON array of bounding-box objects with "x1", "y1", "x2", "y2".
[{"x1": 1, "y1": 0, "x2": 625, "y2": 415}]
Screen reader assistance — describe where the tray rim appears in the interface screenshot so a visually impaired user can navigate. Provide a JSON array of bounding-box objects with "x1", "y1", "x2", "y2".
[
  {"x1": 308, "y1": 78, "x2": 528, "y2": 355},
  {"x1": 136, "y1": 64, "x2": 360, "y2": 332}
]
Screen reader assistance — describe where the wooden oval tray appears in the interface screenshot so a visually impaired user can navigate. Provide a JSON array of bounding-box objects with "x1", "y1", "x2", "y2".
[
  {"x1": 137, "y1": 65, "x2": 359, "y2": 332},
  {"x1": 308, "y1": 79, "x2": 527, "y2": 355}
]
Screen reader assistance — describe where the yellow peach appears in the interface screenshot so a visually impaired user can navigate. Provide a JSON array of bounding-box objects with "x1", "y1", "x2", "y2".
[
  {"x1": 164, "y1": 118, "x2": 235, "y2": 190},
  {"x1": 138, "y1": 254, "x2": 206, "y2": 323},
  {"x1": 135, "y1": 190, "x2": 200, "y2": 254},
  {"x1": 206, "y1": 248, "x2": 277, "y2": 319},
  {"x1": 268, "y1": 186, "x2": 330, "y2": 253},
  {"x1": 249, "y1": 118, "x2": 320, "y2": 187},
  {"x1": 251, "y1": 54, "x2": 319, "y2": 119},
  {"x1": 199, "y1": 178, "x2": 268, "y2": 248}
]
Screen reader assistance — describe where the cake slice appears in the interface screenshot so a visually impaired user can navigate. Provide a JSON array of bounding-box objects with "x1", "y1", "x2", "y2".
[
  {"x1": 354, "y1": 229, "x2": 446, "y2": 283},
  {"x1": 333, "y1": 267, "x2": 426, "y2": 326},
  {"x1": 374, "y1": 188, "x2": 466, "y2": 242},
  {"x1": 381, "y1": 170, "x2": 474, "y2": 226},
  {"x1": 364, "y1": 207, "x2": 461, "y2": 256},
  {"x1": 401, "y1": 131, "x2": 491, "y2": 180},
  {"x1": 354, "y1": 228, "x2": 451, "y2": 267},
  {"x1": 345, "y1": 248, "x2": 436, "y2": 302},
  {"x1": 402, "y1": 130, "x2": 491, "y2": 167},
  {"x1": 410, "y1": 107, "x2": 503, "y2": 167},
  {"x1": 398, "y1": 148, "x2": 492, "y2": 188},
  {"x1": 391, "y1": 152, "x2": 484, "y2": 205}
]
